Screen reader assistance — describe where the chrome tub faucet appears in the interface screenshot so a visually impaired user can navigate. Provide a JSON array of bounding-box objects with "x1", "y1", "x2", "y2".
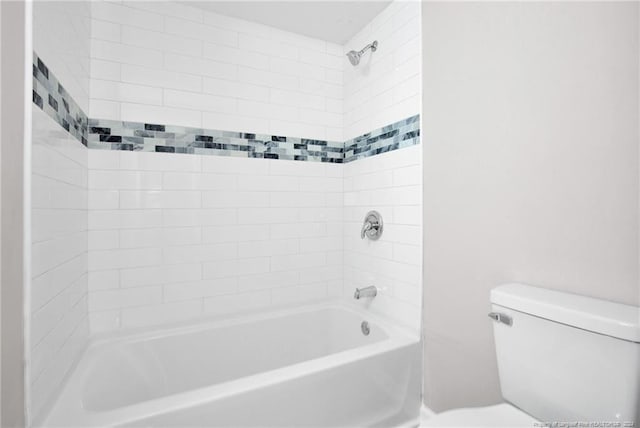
[{"x1": 354, "y1": 286, "x2": 377, "y2": 300}]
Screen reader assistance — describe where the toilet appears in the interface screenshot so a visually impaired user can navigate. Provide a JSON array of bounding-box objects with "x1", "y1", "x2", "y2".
[{"x1": 422, "y1": 283, "x2": 640, "y2": 427}]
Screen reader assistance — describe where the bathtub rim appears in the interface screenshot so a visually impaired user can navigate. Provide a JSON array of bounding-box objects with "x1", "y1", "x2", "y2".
[
  {"x1": 44, "y1": 299, "x2": 420, "y2": 427},
  {"x1": 87, "y1": 298, "x2": 417, "y2": 351}
]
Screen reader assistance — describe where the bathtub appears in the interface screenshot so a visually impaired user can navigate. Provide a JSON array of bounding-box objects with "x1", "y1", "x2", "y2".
[{"x1": 44, "y1": 302, "x2": 421, "y2": 427}]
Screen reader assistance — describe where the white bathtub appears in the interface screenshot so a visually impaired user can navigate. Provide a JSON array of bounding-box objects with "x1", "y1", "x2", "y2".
[{"x1": 44, "y1": 302, "x2": 421, "y2": 427}]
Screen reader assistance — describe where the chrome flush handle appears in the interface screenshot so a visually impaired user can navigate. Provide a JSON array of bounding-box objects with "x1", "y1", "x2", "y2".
[{"x1": 488, "y1": 312, "x2": 513, "y2": 326}]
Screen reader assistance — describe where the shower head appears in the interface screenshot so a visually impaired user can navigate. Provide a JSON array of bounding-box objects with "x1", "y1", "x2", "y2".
[
  {"x1": 346, "y1": 40, "x2": 378, "y2": 66},
  {"x1": 346, "y1": 50, "x2": 361, "y2": 66}
]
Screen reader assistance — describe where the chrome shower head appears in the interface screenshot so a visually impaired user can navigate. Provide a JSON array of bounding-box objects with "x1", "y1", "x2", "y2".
[
  {"x1": 346, "y1": 50, "x2": 361, "y2": 66},
  {"x1": 346, "y1": 40, "x2": 378, "y2": 66}
]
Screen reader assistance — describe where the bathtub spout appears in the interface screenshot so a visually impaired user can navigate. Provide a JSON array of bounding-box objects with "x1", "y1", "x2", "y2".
[{"x1": 354, "y1": 286, "x2": 377, "y2": 300}]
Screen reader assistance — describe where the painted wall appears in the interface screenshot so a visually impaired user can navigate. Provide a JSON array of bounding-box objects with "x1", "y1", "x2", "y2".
[
  {"x1": 1, "y1": 2, "x2": 28, "y2": 425},
  {"x1": 422, "y1": 2, "x2": 639, "y2": 411},
  {"x1": 31, "y1": 1, "x2": 91, "y2": 423},
  {"x1": 89, "y1": 1, "x2": 343, "y2": 141},
  {"x1": 87, "y1": 151, "x2": 343, "y2": 332}
]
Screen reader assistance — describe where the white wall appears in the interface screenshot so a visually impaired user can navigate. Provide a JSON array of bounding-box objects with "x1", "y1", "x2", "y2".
[
  {"x1": 31, "y1": 1, "x2": 91, "y2": 423},
  {"x1": 344, "y1": 145, "x2": 422, "y2": 333},
  {"x1": 343, "y1": 1, "x2": 420, "y2": 140},
  {"x1": 1, "y1": 2, "x2": 28, "y2": 425},
  {"x1": 89, "y1": 1, "x2": 343, "y2": 141},
  {"x1": 87, "y1": 151, "x2": 343, "y2": 333},
  {"x1": 422, "y1": 1, "x2": 639, "y2": 411}
]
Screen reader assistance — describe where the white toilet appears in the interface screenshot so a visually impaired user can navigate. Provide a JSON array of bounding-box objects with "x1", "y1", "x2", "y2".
[{"x1": 423, "y1": 283, "x2": 640, "y2": 427}]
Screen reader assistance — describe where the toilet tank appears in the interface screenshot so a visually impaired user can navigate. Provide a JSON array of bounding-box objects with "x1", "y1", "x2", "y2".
[{"x1": 490, "y1": 283, "x2": 640, "y2": 425}]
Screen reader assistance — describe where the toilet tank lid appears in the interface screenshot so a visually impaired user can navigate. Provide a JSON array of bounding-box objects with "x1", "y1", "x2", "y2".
[{"x1": 491, "y1": 283, "x2": 640, "y2": 343}]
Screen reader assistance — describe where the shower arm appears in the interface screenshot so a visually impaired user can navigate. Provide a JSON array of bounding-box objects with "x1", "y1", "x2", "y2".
[{"x1": 358, "y1": 41, "x2": 378, "y2": 55}]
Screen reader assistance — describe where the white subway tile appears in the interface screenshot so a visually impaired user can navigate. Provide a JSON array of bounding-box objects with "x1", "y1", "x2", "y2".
[
  {"x1": 88, "y1": 270, "x2": 119, "y2": 291},
  {"x1": 238, "y1": 33, "x2": 298, "y2": 60},
  {"x1": 271, "y1": 283, "x2": 327, "y2": 305},
  {"x1": 271, "y1": 252, "x2": 326, "y2": 272},
  {"x1": 90, "y1": 59, "x2": 121, "y2": 81},
  {"x1": 203, "y1": 257, "x2": 270, "y2": 279},
  {"x1": 88, "y1": 248, "x2": 162, "y2": 271},
  {"x1": 121, "y1": 64, "x2": 202, "y2": 93},
  {"x1": 237, "y1": 270, "x2": 298, "y2": 292},
  {"x1": 120, "y1": 300, "x2": 202, "y2": 328},
  {"x1": 300, "y1": 176, "x2": 342, "y2": 193},
  {"x1": 120, "y1": 103, "x2": 202, "y2": 128},
  {"x1": 91, "y1": 2, "x2": 164, "y2": 32},
  {"x1": 237, "y1": 66, "x2": 298, "y2": 91},
  {"x1": 162, "y1": 227, "x2": 202, "y2": 246},
  {"x1": 162, "y1": 208, "x2": 237, "y2": 227},
  {"x1": 201, "y1": 112, "x2": 270, "y2": 135},
  {"x1": 89, "y1": 310, "x2": 120, "y2": 333},
  {"x1": 203, "y1": 77, "x2": 269, "y2": 102},
  {"x1": 119, "y1": 228, "x2": 163, "y2": 248},
  {"x1": 164, "y1": 278, "x2": 237, "y2": 302},
  {"x1": 91, "y1": 18, "x2": 121, "y2": 42},
  {"x1": 163, "y1": 243, "x2": 238, "y2": 264},
  {"x1": 238, "y1": 239, "x2": 299, "y2": 258},
  {"x1": 120, "y1": 263, "x2": 202, "y2": 288},
  {"x1": 201, "y1": 156, "x2": 269, "y2": 175},
  {"x1": 91, "y1": 39, "x2": 163, "y2": 68},
  {"x1": 89, "y1": 286, "x2": 162, "y2": 311},
  {"x1": 89, "y1": 100, "x2": 120, "y2": 120},
  {"x1": 202, "y1": 225, "x2": 268, "y2": 243},
  {"x1": 269, "y1": 192, "x2": 323, "y2": 208},
  {"x1": 237, "y1": 207, "x2": 298, "y2": 224},
  {"x1": 89, "y1": 170, "x2": 162, "y2": 190},
  {"x1": 202, "y1": 191, "x2": 269, "y2": 208},
  {"x1": 89, "y1": 150, "x2": 120, "y2": 170},
  {"x1": 393, "y1": 243, "x2": 421, "y2": 265},
  {"x1": 164, "y1": 89, "x2": 236, "y2": 114},
  {"x1": 165, "y1": 16, "x2": 238, "y2": 47},
  {"x1": 203, "y1": 290, "x2": 271, "y2": 316},
  {"x1": 392, "y1": 205, "x2": 421, "y2": 225},
  {"x1": 119, "y1": 151, "x2": 201, "y2": 172},
  {"x1": 237, "y1": 175, "x2": 298, "y2": 192},
  {"x1": 203, "y1": 43, "x2": 269, "y2": 70},
  {"x1": 89, "y1": 209, "x2": 162, "y2": 230},
  {"x1": 165, "y1": 53, "x2": 237, "y2": 81},
  {"x1": 89, "y1": 230, "x2": 119, "y2": 250},
  {"x1": 199, "y1": 173, "x2": 238, "y2": 191},
  {"x1": 121, "y1": 25, "x2": 202, "y2": 58},
  {"x1": 123, "y1": 1, "x2": 204, "y2": 24}
]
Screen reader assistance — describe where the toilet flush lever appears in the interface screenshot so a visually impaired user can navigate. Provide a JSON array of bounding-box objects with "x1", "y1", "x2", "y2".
[{"x1": 488, "y1": 312, "x2": 513, "y2": 326}]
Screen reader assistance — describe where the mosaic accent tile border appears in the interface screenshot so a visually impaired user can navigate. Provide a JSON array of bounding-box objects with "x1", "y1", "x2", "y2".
[
  {"x1": 32, "y1": 52, "x2": 88, "y2": 146},
  {"x1": 87, "y1": 120, "x2": 344, "y2": 163},
  {"x1": 343, "y1": 115, "x2": 420, "y2": 163},
  {"x1": 31, "y1": 53, "x2": 420, "y2": 163}
]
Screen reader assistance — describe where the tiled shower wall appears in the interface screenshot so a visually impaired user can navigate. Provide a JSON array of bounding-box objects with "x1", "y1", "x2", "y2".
[
  {"x1": 343, "y1": 2, "x2": 422, "y2": 330},
  {"x1": 89, "y1": 1, "x2": 343, "y2": 141},
  {"x1": 343, "y1": 1, "x2": 421, "y2": 140},
  {"x1": 84, "y1": 0, "x2": 422, "y2": 336},
  {"x1": 31, "y1": 1, "x2": 90, "y2": 423},
  {"x1": 34, "y1": 0, "x2": 422, "y2": 350},
  {"x1": 87, "y1": 151, "x2": 343, "y2": 332}
]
